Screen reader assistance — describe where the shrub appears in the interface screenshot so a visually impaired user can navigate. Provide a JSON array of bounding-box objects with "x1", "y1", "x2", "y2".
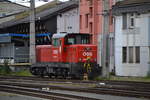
[
  {"x1": 15, "y1": 69, "x2": 32, "y2": 76},
  {"x1": 0, "y1": 60, "x2": 11, "y2": 75}
]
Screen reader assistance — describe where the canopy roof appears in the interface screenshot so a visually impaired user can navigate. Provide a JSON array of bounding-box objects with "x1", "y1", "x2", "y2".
[{"x1": 0, "y1": 33, "x2": 51, "y2": 37}]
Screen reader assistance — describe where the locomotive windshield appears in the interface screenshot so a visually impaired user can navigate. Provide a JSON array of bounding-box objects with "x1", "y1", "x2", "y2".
[
  {"x1": 52, "y1": 38, "x2": 61, "y2": 46},
  {"x1": 65, "y1": 34, "x2": 91, "y2": 45}
]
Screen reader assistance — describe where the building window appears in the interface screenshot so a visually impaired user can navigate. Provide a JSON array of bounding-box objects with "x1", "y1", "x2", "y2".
[
  {"x1": 122, "y1": 47, "x2": 127, "y2": 63},
  {"x1": 122, "y1": 46, "x2": 140, "y2": 63},
  {"x1": 89, "y1": 22, "x2": 93, "y2": 33},
  {"x1": 85, "y1": 14, "x2": 89, "y2": 28},
  {"x1": 129, "y1": 47, "x2": 134, "y2": 63},
  {"x1": 122, "y1": 13, "x2": 136, "y2": 29},
  {"x1": 89, "y1": 7, "x2": 93, "y2": 18},
  {"x1": 122, "y1": 13, "x2": 127, "y2": 29},
  {"x1": 80, "y1": 15, "x2": 82, "y2": 29},
  {"x1": 129, "y1": 13, "x2": 135, "y2": 28},
  {"x1": 88, "y1": 0, "x2": 93, "y2": 5},
  {"x1": 135, "y1": 47, "x2": 140, "y2": 63},
  {"x1": 131, "y1": 18, "x2": 134, "y2": 27}
]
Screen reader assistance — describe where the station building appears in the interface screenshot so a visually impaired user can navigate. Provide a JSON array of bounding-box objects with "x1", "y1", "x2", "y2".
[{"x1": 113, "y1": 0, "x2": 150, "y2": 76}]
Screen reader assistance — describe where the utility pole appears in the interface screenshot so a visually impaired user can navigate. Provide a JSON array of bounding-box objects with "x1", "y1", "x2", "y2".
[
  {"x1": 30, "y1": 0, "x2": 36, "y2": 64},
  {"x1": 101, "y1": 0, "x2": 110, "y2": 78}
]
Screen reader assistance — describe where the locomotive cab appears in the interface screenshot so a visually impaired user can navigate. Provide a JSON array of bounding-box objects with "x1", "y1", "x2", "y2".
[
  {"x1": 51, "y1": 33, "x2": 94, "y2": 62},
  {"x1": 51, "y1": 33, "x2": 100, "y2": 78}
]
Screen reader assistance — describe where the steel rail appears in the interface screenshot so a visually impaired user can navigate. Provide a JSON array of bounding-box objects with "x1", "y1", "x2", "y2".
[
  {"x1": 0, "y1": 75, "x2": 150, "y2": 87},
  {"x1": 0, "y1": 84, "x2": 101, "y2": 100},
  {"x1": 0, "y1": 81, "x2": 150, "y2": 99}
]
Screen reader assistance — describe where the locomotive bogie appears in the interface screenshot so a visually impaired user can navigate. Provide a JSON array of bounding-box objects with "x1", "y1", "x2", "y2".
[{"x1": 30, "y1": 62, "x2": 101, "y2": 79}]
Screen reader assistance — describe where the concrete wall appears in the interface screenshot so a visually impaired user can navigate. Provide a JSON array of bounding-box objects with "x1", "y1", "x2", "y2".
[
  {"x1": 57, "y1": 8, "x2": 79, "y2": 33},
  {"x1": 115, "y1": 13, "x2": 150, "y2": 76}
]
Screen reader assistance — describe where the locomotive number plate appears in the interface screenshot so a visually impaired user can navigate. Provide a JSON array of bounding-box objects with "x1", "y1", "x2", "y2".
[{"x1": 83, "y1": 52, "x2": 93, "y2": 56}]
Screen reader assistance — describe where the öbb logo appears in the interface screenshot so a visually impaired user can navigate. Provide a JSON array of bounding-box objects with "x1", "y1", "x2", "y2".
[{"x1": 83, "y1": 52, "x2": 93, "y2": 56}]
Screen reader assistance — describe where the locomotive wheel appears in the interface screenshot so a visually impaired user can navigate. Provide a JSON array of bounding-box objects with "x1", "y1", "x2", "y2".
[
  {"x1": 54, "y1": 75, "x2": 58, "y2": 78},
  {"x1": 40, "y1": 74, "x2": 44, "y2": 78},
  {"x1": 48, "y1": 75, "x2": 52, "y2": 78},
  {"x1": 48, "y1": 73, "x2": 53, "y2": 78}
]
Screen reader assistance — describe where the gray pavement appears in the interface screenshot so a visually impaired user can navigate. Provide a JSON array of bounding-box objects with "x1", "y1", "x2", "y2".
[
  {"x1": 50, "y1": 90, "x2": 149, "y2": 100},
  {"x1": 0, "y1": 91, "x2": 149, "y2": 100},
  {"x1": 0, "y1": 92, "x2": 48, "y2": 100}
]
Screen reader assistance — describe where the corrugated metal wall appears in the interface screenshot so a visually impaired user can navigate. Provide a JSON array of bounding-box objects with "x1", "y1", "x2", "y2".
[
  {"x1": 14, "y1": 47, "x2": 29, "y2": 63},
  {"x1": 0, "y1": 43, "x2": 29, "y2": 63},
  {"x1": 0, "y1": 43, "x2": 14, "y2": 59},
  {"x1": 0, "y1": 43, "x2": 14, "y2": 64}
]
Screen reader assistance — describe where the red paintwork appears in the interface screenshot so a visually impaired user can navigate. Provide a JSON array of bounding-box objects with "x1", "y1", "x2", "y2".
[
  {"x1": 63, "y1": 45, "x2": 97, "y2": 63},
  {"x1": 36, "y1": 45, "x2": 52, "y2": 62},
  {"x1": 36, "y1": 38, "x2": 97, "y2": 63}
]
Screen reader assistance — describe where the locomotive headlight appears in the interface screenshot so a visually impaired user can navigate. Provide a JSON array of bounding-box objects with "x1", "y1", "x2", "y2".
[
  {"x1": 94, "y1": 58, "x2": 97, "y2": 62},
  {"x1": 79, "y1": 58, "x2": 82, "y2": 61}
]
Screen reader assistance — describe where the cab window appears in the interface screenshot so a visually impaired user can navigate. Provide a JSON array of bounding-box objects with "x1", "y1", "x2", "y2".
[
  {"x1": 65, "y1": 35, "x2": 91, "y2": 45},
  {"x1": 81, "y1": 35, "x2": 90, "y2": 44},
  {"x1": 52, "y1": 38, "x2": 61, "y2": 46},
  {"x1": 68, "y1": 38, "x2": 75, "y2": 45}
]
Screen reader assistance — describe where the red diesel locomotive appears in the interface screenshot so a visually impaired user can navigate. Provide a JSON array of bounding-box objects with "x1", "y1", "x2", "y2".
[{"x1": 30, "y1": 33, "x2": 101, "y2": 79}]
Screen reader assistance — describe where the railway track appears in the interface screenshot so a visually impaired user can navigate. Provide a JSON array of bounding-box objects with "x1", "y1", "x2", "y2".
[
  {"x1": 0, "y1": 80, "x2": 150, "y2": 99},
  {"x1": 0, "y1": 75, "x2": 150, "y2": 99},
  {"x1": 0, "y1": 84, "x2": 101, "y2": 100},
  {"x1": 0, "y1": 75, "x2": 150, "y2": 90},
  {"x1": 0, "y1": 75, "x2": 150, "y2": 86}
]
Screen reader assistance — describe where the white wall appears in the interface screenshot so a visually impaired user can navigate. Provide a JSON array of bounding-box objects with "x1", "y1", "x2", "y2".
[
  {"x1": 57, "y1": 8, "x2": 79, "y2": 33},
  {"x1": 115, "y1": 13, "x2": 150, "y2": 76}
]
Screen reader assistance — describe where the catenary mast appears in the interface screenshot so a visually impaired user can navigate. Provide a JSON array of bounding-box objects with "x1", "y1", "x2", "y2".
[
  {"x1": 101, "y1": 0, "x2": 110, "y2": 78},
  {"x1": 30, "y1": 0, "x2": 36, "y2": 64}
]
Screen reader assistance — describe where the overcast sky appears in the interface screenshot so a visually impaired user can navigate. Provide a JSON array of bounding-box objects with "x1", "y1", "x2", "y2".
[
  {"x1": 9, "y1": 0, "x2": 69, "y2": 2},
  {"x1": 9, "y1": 0, "x2": 69, "y2": 7}
]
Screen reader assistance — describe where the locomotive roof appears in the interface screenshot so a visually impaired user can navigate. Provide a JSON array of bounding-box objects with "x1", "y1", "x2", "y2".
[
  {"x1": 52, "y1": 33, "x2": 67, "y2": 38},
  {"x1": 52, "y1": 33, "x2": 92, "y2": 39}
]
